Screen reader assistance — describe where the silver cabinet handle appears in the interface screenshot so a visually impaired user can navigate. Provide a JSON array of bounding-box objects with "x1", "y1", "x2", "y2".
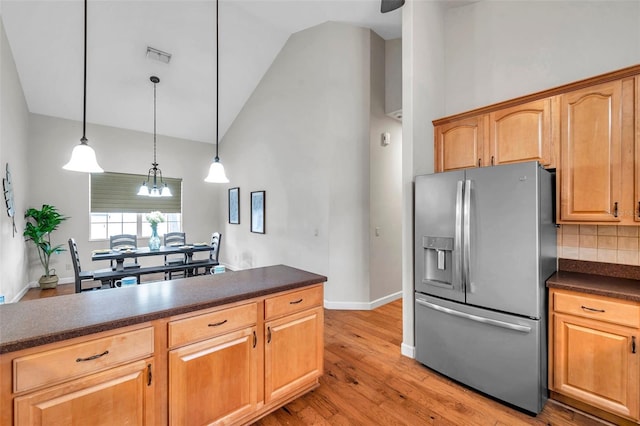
[{"x1": 416, "y1": 298, "x2": 531, "y2": 333}]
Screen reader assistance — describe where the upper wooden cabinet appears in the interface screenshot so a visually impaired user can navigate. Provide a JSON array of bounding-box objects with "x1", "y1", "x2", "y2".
[
  {"x1": 433, "y1": 64, "x2": 640, "y2": 224},
  {"x1": 434, "y1": 116, "x2": 487, "y2": 172},
  {"x1": 488, "y1": 97, "x2": 556, "y2": 168},
  {"x1": 559, "y1": 81, "x2": 623, "y2": 222}
]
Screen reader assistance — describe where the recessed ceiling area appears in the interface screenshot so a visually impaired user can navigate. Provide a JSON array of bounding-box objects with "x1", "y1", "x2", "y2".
[{"x1": 1, "y1": 0, "x2": 402, "y2": 144}]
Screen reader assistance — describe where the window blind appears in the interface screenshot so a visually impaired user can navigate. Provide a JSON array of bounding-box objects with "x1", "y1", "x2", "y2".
[{"x1": 91, "y1": 172, "x2": 182, "y2": 213}]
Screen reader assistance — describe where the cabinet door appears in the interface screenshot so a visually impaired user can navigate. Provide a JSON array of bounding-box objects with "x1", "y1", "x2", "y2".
[
  {"x1": 264, "y1": 307, "x2": 323, "y2": 403},
  {"x1": 169, "y1": 326, "x2": 258, "y2": 426},
  {"x1": 14, "y1": 359, "x2": 154, "y2": 426},
  {"x1": 552, "y1": 313, "x2": 638, "y2": 420},
  {"x1": 434, "y1": 116, "x2": 487, "y2": 172},
  {"x1": 488, "y1": 98, "x2": 555, "y2": 167},
  {"x1": 560, "y1": 81, "x2": 623, "y2": 222}
]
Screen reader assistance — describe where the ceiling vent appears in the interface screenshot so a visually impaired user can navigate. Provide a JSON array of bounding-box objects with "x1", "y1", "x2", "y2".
[{"x1": 146, "y1": 46, "x2": 172, "y2": 64}]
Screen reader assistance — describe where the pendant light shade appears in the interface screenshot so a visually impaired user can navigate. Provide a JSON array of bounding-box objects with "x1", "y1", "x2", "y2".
[
  {"x1": 138, "y1": 76, "x2": 172, "y2": 197},
  {"x1": 63, "y1": 0, "x2": 103, "y2": 173},
  {"x1": 63, "y1": 137, "x2": 103, "y2": 173},
  {"x1": 205, "y1": 157, "x2": 229, "y2": 183},
  {"x1": 204, "y1": 0, "x2": 229, "y2": 183}
]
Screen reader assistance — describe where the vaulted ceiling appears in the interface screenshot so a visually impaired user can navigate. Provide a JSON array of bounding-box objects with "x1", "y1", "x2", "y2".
[{"x1": 1, "y1": 0, "x2": 402, "y2": 144}]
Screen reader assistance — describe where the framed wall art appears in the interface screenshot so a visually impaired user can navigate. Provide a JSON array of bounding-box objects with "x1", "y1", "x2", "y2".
[
  {"x1": 250, "y1": 190, "x2": 265, "y2": 234},
  {"x1": 228, "y1": 187, "x2": 240, "y2": 224}
]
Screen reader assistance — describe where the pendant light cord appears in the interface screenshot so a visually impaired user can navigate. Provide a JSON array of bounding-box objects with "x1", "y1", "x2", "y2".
[
  {"x1": 82, "y1": 0, "x2": 87, "y2": 141},
  {"x1": 215, "y1": 0, "x2": 219, "y2": 161},
  {"x1": 153, "y1": 80, "x2": 157, "y2": 165}
]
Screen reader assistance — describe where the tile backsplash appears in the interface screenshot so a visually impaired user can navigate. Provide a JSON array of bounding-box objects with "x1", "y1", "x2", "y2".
[{"x1": 558, "y1": 225, "x2": 640, "y2": 266}]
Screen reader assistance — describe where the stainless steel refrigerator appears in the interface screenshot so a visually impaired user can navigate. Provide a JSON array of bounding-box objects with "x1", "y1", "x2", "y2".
[{"x1": 414, "y1": 161, "x2": 556, "y2": 414}]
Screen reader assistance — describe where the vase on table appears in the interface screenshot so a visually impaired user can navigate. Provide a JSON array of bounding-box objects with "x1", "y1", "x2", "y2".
[{"x1": 149, "y1": 224, "x2": 161, "y2": 250}]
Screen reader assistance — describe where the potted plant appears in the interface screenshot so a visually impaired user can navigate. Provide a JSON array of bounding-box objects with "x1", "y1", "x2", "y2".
[{"x1": 24, "y1": 204, "x2": 69, "y2": 289}]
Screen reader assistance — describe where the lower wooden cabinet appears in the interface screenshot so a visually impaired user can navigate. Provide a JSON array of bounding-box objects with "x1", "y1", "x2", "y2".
[
  {"x1": 549, "y1": 288, "x2": 640, "y2": 423},
  {"x1": 166, "y1": 284, "x2": 324, "y2": 425},
  {"x1": 265, "y1": 306, "x2": 323, "y2": 403},
  {"x1": 169, "y1": 326, "x2": 258, "y2": 425},
  {"x1": 14, "y1": 358, "x2": 155, "y2": 426}
]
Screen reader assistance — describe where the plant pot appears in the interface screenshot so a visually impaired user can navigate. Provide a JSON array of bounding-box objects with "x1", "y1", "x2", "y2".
[{"x1": 38, "y1": 275, "x2": 58, "y2": 289}]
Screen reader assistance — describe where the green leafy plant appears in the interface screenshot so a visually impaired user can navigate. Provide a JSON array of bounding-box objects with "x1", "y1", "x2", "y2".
[{"x1": 24, "y1": 204, "x2": 69, "y2": 277}]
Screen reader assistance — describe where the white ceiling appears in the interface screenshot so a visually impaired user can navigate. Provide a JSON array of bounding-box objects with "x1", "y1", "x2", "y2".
[{"x1": 1, "y1": 0, "x2": 403, "y2": 144}]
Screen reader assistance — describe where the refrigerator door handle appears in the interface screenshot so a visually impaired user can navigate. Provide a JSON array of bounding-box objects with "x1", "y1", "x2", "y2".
[
  {"x1": 454, "y1": 180, "x2": 464, "y2": 291},
  {"x1": 463, "y1": 179, "x2": 471, "y2": 290},
  {"x1": 416, "y1": 298, "x2": 532, "y2": 333}
]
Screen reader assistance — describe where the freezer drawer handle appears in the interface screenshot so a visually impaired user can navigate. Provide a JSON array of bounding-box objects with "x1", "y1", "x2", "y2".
[
  {"x1": 581, "y1": 305, "x2": 605, "y2": 313},
  {"x1": 416, "y1": 298, "x2": 531, "y2": 333}
]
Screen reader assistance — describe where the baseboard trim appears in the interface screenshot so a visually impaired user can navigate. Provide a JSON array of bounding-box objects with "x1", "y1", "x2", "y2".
[
  {"x1": 324, "y1": 291, "x2": 402, "y2": 311},
  {"x1": 401, "y1": 343, "x2": 415, "y2": 359}
]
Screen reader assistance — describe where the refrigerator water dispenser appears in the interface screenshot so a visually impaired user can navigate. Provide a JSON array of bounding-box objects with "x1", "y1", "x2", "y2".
[{"x1": 422, "y1": 236, "x2": 454, "y2": 288}]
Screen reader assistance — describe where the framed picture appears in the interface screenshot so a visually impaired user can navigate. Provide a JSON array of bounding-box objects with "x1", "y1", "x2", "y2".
[
  {"x1": 250, "y1": 190, "x2": 265, "y2": 234},
  {"x1": 228, "y1": 187, "x2": 240, "y2": 224}
]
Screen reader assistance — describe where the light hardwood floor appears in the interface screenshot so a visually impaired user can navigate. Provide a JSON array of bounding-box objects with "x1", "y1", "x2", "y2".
[
  {"x1": 256, "y1": 300, "x2": 612, "y2": 426},
  {"x1": 21, "y1": 286, "x2": 612, "y2": 425}
]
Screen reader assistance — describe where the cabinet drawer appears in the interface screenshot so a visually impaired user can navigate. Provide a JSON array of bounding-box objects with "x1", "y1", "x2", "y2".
[
  {"x1": 265, "y1": 285, "x2": 323, "y2": 320},
  {"x1": 168, "y1": 303, "x2": 257, "y2": 348},
  {"x1": 14, "y1": 326, "x2": 154, "y2": 393},
  {"x1": 553, "y1": 291, "x2": 640, "y2": 328}
]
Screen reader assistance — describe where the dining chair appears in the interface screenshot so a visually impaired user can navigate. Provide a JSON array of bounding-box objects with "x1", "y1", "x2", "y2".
[
  {"x1": 109, "y1": 234, "x2": 140, "y2": 270},
  {"x1": 191, "y1": 232, "x2": 222, "y2": 276},
  {"x1": 164, "y1": 232, "x2": 187, "y2": 279},
  {"x1": 68, "y1": 238, "x2": 107, "y2": 293}
]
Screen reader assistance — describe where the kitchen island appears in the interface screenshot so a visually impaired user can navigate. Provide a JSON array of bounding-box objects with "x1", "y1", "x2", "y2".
[{"x1": 0, "y1": 264, "x2": 327, "y2": 425}]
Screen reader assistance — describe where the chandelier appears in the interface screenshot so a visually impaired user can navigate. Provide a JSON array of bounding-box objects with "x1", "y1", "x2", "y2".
[{"x1": 138, "y1": 76, "x2": 171, "y2": 197}]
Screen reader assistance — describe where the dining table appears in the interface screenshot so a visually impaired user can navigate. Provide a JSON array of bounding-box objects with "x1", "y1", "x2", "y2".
[{"x1": 91, "y1": 243, "x2": 214, "y2": 272}]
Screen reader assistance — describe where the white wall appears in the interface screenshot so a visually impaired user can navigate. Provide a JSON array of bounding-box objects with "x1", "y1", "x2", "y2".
[
  {"x1": 402, "y1": 0, "x2": 640, "y2": 357},
  {"x1": 444, "y1": 0, "x2": 640, "y2": 115},
  {"x1": 401, "y1": 0, "x2": 446, "y2": 357},
  {"x1": 369, "y1": 32, "x2": 402, "y2": 305},
  {"x1": 218, "y1": 22, "x2": 402, "y2": 307},
  {"x1": 0, "y1": 19, "x2": 29, "y2": 302},
  {"x1": 385, "y1": 38, "x2": 402, "y2": 117},
  {"x1": 25, "y1": 114, "x2": 221, "y2": 284}
]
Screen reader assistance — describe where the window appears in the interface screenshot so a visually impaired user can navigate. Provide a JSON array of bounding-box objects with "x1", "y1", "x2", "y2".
[{"x1": 90, "y1": 172, "x2": 182, "y2": 240}]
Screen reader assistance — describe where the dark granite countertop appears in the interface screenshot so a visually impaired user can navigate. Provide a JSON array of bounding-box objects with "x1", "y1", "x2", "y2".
[
  {"x1": 0, "y1": 265, "x2": 326, "y2": 354},
  {"x1": 547, "y1": 271, "x2": 640, "y2": 302}
]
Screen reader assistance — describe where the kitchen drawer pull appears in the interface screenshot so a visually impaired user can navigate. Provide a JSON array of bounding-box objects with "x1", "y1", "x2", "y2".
[
  {"x1": 477, "y1": 158, "x2": 481, "y2": 167},
  {"x1": 267, "y1": 326, "x2": 272, "y2": 343},
  {"x1": 613, "y1": 202, "x2": 618, "y2": 218},
  {"x1": 208, "y1": 319, "x2": 228, "y2": 327},
  {"x1": 253, "y1": 331, "x2": 257, "y2": 348},
  {"x1": 581, "y1": 305, "x2": 605, "y2": 313},
  {"x1": 76, "y1": 350, "x2": 109, "y2": 363},
  {"x1": 289, "y1": 298, "x2": 303, "y2": 305},
  {"x1": 490, "y1": 156, "x2": 495, "y2": 166},
  {"x1": 633, "y1": 336, "x2": 636, "y2": 354},
  {"x1": 637, "y1": 201, "x2": 640, "y2": 219}
]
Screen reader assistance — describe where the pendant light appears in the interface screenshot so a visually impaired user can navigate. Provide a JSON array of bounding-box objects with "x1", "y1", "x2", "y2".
[
  {"x1": 205, "y1": 0, "x2": 229, "y2": 183},
  {"x1": 63, "y1": 0, "x2": 103, "y2": 173},
  {"x1": 138, "y1": 76, "x2": 172, "y2": 197}
]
